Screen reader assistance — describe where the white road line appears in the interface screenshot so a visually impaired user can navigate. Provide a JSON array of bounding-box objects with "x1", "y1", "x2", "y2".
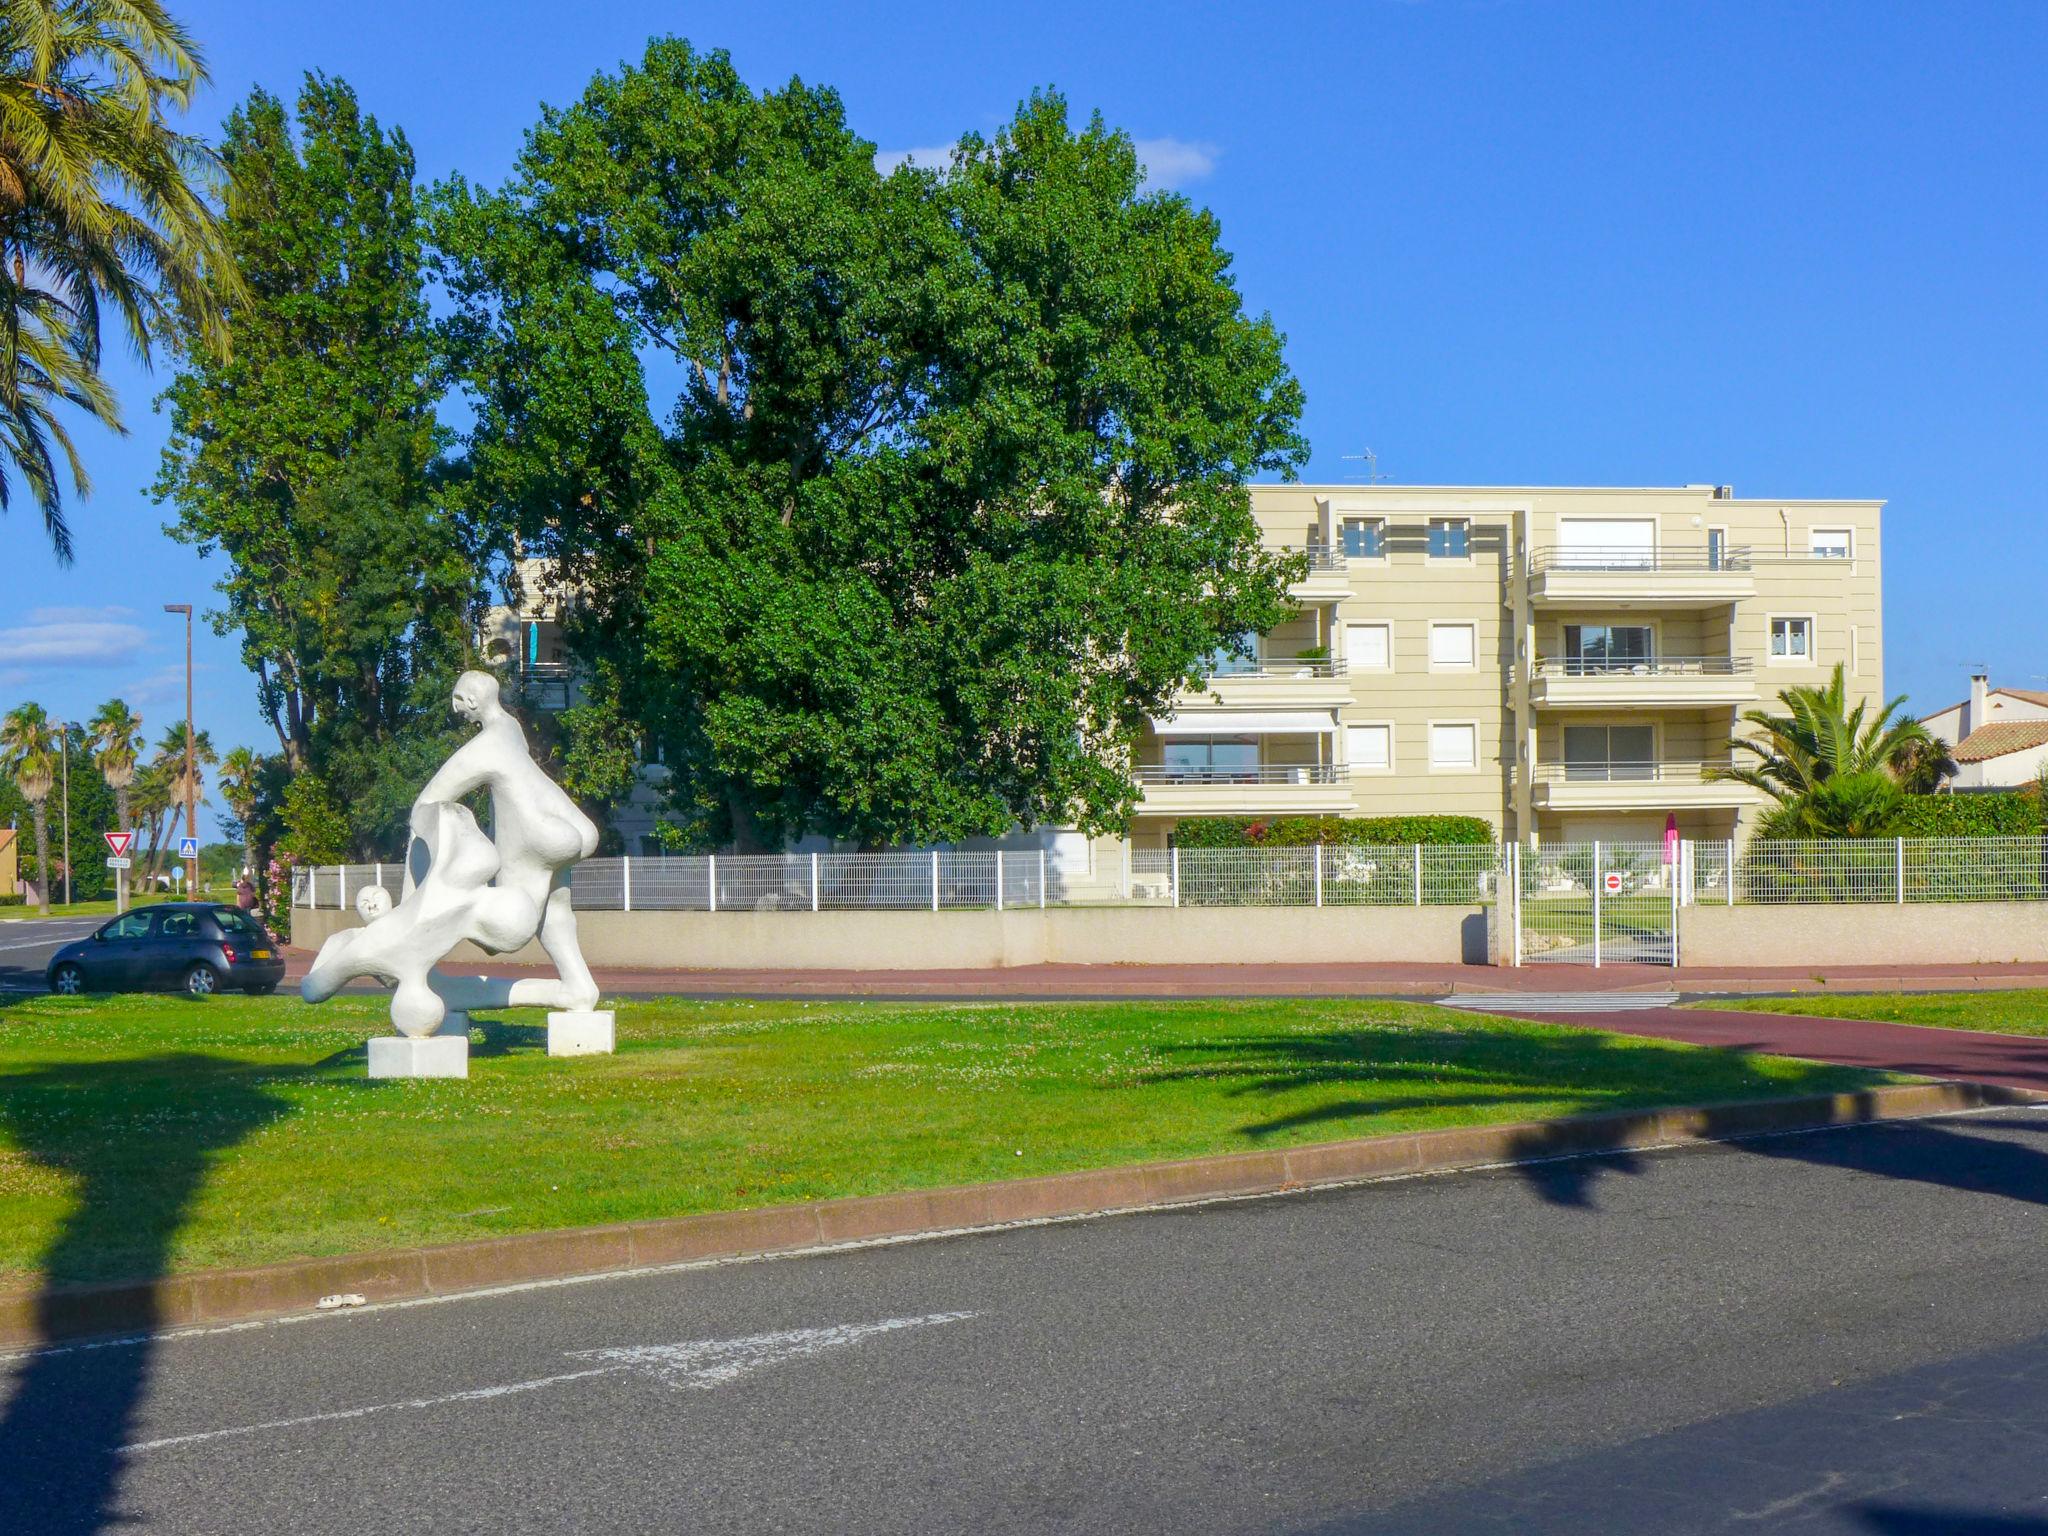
[{"x1": 120, "y1": 1312, "x2": 977, "y2": 1454}]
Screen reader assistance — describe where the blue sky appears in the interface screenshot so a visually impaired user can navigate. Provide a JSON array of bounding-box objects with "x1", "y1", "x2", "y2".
[{"x1": 5, "y1": 0, "x2": 2044, "y2": 828}]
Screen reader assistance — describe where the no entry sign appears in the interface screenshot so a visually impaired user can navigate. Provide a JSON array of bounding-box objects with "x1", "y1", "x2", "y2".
[{"x1": 1603, "y1": 871, "x2": 1624, "y2": 894}]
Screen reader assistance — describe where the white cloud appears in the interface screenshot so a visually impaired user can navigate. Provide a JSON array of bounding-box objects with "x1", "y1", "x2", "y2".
[
  {"x1": 874, "y1": 144, "x2": 958, "y2": 176},
  {"x1": 0, "y1": 606, "x2": 148, "y2": 670},
  {"x1": 874, "y1": 135, "x2": 1219, "y2": 190},
  {"x1": 1131, "y1": 137, "x2": 1219, "y2": 190}
]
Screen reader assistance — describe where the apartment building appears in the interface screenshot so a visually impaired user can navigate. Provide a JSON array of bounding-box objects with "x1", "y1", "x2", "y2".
[
  {"x1": 486, "y1": 483, "x2": 1885, "y2": 860},
  {"x1": 1129, "y1": 483, "x2": 1884, "y2": 851}
]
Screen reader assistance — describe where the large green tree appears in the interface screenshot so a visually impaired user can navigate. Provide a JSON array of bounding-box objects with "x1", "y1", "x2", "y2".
[
  {"x1": 155, "y1": 74, "x2": 502, "y2": 855},
  {"x1": 0, "y1": 0, "x2": 235, "y2": 559},
  {"x1": 438, "y1": 41, "x2": 1305, "y2": 850}
]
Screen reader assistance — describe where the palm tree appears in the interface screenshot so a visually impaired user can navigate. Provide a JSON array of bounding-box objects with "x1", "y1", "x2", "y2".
[
  {"x1": 217, "y1": 743, "x2": 259, "y2": 878},
  {"x1": 149, "y1": 721, "x2": 212, "y2": 879},
  {"x1": 1712, "y1": 663, "x2": 1941, "y2": 838},
  {"x1": 1891, "y1": 733, "x2": 1958, "y2": 796},
  {"x1": 88, "y1": 694, "x2": 141, "y2": 832},
  {"x1": 0, "y1": 699, "x2": 57, "y2": 912},
  {"x1": 131, "y1": 757, "x2": 170, "y2": 880},
  {"x1": 0, "y1": 0, "x2": 237, "y2": 560}
]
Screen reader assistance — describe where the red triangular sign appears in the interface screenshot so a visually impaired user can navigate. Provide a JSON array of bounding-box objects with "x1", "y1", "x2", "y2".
[{"x1": 103, "y1": 831, "x2": 133, "y2": 857}]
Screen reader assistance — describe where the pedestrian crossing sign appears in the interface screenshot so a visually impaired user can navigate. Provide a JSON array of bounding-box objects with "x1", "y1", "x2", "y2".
[{"x1": 179, "y1": 835, "x2": 200, "y2": 859}]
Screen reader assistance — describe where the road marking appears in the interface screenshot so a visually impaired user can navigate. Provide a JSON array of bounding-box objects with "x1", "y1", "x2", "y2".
[{"x1": 119, "y1": 1312, "x2": 977, "y2": 1454}]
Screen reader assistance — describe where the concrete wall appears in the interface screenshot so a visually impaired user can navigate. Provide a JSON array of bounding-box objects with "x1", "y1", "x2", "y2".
[
  {"x1": 293, "y1": 903, "x2": 1492, "y2": 971},
  {"x1": 1682, "y1": 901, "x2": 2048, "y2": 967}
]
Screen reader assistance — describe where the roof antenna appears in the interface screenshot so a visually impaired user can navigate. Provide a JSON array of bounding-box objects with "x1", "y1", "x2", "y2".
[{"x1": 1340, "y1": 449, "x2": 1384, "y2": 484}]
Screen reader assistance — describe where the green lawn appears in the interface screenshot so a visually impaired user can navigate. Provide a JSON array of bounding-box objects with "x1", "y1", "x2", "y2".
[
  {"x1": 1694, "y1": 989, "x2": 2048, "y2": 1038},
  {"x1": 0, "y1": 992, "x2": 1894, "y2": 1289},
  {"x1": 0, "y1": 891, "x2": 204, "y2": 922}
]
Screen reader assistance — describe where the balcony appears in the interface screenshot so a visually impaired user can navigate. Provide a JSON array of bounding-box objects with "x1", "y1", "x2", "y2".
[
  {"x1": 1177, "y1": 656, "x2": 1353, "y2": 710},
  {"x1": 1135, "y1": 763, "x2": 1354, "y2": 816},
  {"x1": 1278, "y1": 543, "x2": 1351, "y2": 600},
  {"x1": 509, "y1": 660, "x2": 578, "y2": 711},
  {"x1": 1525, "y1": 759, "x2": 1756, "y2": 812},
  {"x1": 1527, "y1": 656, "x2": 1758, "y2": 710},
  {"x1": 1527, "y1": 546, "x2": 1755, "y2": 608}
]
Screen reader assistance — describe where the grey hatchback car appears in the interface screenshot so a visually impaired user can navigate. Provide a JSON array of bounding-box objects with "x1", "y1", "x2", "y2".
[{"x1": 47, "y1": 903, "x2": 287, "y2": 998}]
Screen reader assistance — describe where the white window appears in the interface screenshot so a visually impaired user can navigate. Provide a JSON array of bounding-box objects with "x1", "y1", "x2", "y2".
[
  {"x1": 1429, "y1": 622, "x2": 1476, "y2": 669},
  {"x1": 1809, "y1": 528, "x2": 1853, "y2": 560},
  {"x1": 1706, "y1": 526, "x2": 1729, "y2": 570},
  {"x1": 1429, "y1": 722, "x2": 1478, "y2": 770},
  {"x1": 1427, "y1": 518, "x2": 1471, "y2": 559},
  {"x1": 1346, "y1": 724, "x2": 1391, "y2": 772},
  {"x1": 1770, "y1": 616, "x2": 1813, "y2": 660},
  {"x1": 1344, "y1": 622, "x2": 1390, "y2": 671}
]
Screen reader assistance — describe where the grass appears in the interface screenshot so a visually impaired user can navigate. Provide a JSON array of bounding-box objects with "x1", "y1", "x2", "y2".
[
  {"x1": 0, "y1": 891, "x2": 207, "y2": 922},
  {"x1": 1693, "y1": 989, "x2": 2048, "y2": 1038},
  {"x1": 0, "y1": 992, "x2": 1895, "y2": 1289}
]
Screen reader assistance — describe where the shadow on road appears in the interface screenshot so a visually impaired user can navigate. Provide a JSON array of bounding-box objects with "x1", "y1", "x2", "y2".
[
  {"x1": 1855, "y1": 1506, "x2": 2048, "y2": 1534},
  {"x1": 0, "y1": 1051, "x2": 311, "y2": 1535}
]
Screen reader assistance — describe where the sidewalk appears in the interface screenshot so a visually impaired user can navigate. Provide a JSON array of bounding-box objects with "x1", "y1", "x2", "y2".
[
  {"x1": 1502, "y1": 1003, "x2": 2048, "y2": 1095},
  {"x1": 280, "y1": 951, "x2": 2048, "y2": 1001}
]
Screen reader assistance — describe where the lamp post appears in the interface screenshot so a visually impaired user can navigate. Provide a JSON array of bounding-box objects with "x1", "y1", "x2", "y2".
[
  {"x1": 58, "y1": 721, "x2": 71, "y2": 906},
  {"x1": 164, "y1": 604, "x2": 197, "y2": 896}
]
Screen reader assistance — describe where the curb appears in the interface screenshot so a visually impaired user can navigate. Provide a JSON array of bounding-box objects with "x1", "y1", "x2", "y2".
[{"x1": 4, "y1": 1080, "x2": 2040, "y2": 1350}]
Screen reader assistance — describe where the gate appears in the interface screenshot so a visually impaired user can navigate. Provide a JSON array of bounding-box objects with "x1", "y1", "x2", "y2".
[{"x1": 1514, "y1": 840, "x2": 1678, "y2": 966}]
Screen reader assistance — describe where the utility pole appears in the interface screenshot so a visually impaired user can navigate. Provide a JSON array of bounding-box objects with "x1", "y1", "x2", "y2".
[{"x1": 164, "y1": 604, "x2": 197, "y2": 896}]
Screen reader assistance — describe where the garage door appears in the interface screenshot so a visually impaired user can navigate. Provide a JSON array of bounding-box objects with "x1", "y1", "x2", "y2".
[{"x1": 1557, "y1": 518, "x2": 1656, "y2": 569}]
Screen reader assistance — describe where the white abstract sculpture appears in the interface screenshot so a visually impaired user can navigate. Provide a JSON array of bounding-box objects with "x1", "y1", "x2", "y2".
[{"x1": 301, "y1": 670, "x2": 614, "y2": 1076}]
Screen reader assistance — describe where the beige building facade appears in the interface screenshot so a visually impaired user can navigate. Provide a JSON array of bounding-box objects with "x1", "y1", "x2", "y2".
[
  {"x1": 488, "y1": 483, "x2": 1885, "y2": 864},
  {"x1": 1128, "y1": 482, "x2": 1885, "y2": 851}
]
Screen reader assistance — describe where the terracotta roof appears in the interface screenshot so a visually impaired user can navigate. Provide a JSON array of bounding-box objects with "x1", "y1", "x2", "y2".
[
  {"x1": 1921, "y1": 686, "x2": 2048, "y2": 723},
  {"x1": 1953, "y1": 721, "x2": 2048, "y2": 763}
]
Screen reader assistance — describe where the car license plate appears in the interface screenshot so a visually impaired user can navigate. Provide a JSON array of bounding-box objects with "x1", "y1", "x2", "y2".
[{"x1": 252, "y1": 949, "x2": 272, "y2": 960}]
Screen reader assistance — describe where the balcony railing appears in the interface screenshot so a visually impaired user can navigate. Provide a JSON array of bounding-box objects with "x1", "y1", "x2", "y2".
[
  {"x1": 1136, "y1": 764, "x2": 1344, "y2": 786},
  {"x1": 1265, "y1": 543, "x2": 1348, "y2": 574},
  {"x1": 1531, "y1": 656, "x2": 1754, "y2": 678},
  {"x1": 516, "y1": 660, "x2": 575, "y2": 680},
  {"x1": 1528, "y1": 545, "x2": 1752, "y2": 574},
  {"x1": 1204, "y1": 656, "x2": 1349, "y2": 680},
  {"x1": 1525, "y1": 759, "x2": 1737, "y2": 785}
]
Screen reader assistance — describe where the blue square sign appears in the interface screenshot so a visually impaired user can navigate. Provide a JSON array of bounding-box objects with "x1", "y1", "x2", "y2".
[{"x1": 178, "y1": 836, "x2": 200, "y2": 859}]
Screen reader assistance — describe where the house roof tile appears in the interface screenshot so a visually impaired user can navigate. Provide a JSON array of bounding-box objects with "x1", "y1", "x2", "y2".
[{"x1": 1953, "y1": 721, "x2": 2048, "y2": 763}]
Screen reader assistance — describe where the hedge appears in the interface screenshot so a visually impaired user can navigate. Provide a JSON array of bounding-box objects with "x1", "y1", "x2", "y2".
[
  {"x1": 1888, "y1": 793, "x2": 2047, "y2": 838},
  {"x1": 1171, "y1": 815, "x2": 1495, "y2": 849}
]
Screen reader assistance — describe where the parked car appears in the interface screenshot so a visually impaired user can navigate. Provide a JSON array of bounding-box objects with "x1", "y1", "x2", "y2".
[{"x1": 46, "y1": 904, "x2": 287, "y2": 998}]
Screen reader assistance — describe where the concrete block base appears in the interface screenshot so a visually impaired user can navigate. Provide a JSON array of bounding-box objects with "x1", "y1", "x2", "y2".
[
  {"x1": 548, "y1": 1010, "x2": 616, "y2": 1057},
  {"x1": 367, "y1": 1035, "x2": 470, "y2": 1080}
]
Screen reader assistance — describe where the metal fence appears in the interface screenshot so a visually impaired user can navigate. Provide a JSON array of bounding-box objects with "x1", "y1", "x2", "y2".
[
  {"x1": 293, "y1": 844, "x2": 1497, "y2": 913},
  {"x1": 1688, "y1": 836, "x2": 2048, "y2": 906},
  {"x1": 289, "y1": 836, "x2": 2048, "y2": 919}
]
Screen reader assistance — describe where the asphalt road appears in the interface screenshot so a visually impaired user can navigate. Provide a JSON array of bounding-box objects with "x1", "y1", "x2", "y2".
[
  {"x1": 7, "y1": 1107, "x2": 2048, "y2": 1534},
  {"x1": 0, "y1": 917, "x2": 99, "y2": 992}
]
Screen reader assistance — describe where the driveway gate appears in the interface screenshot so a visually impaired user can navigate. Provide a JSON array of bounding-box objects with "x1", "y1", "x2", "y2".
[{"x1": 1514, "y1": 840, "x2": 1679, "y2": 966}]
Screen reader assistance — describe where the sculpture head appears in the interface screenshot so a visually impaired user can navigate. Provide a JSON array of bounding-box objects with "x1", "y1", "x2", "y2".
[{"x1": 452, "y1": 669, "x2": 503, "y2": 726}]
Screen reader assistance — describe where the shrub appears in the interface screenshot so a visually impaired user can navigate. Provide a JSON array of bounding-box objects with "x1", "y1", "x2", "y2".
[
  {"x1": 1171, "y1": 815, "x2": 1495, "y2": 848},
  {"x1": 1890, "y1": 793, "x2": 2047, "y2": 838}
]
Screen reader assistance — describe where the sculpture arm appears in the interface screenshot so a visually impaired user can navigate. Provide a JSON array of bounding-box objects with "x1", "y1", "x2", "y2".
[{"x1": 413, "y1": 740, "x2": 492, "y2": 810}]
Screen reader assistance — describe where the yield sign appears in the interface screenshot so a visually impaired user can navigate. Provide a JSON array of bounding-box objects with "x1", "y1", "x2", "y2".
[{"x1": 103, "y1": 830, "x2": 134, "y2": 858}]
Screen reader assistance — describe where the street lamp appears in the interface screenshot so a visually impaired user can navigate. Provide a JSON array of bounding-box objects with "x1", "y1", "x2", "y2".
[
  {"x1": 164, "y1": 604, "x2": 197, "y2": 896},
  {"x1": 57, "y1": 720, "x2": 72, "y2": 906}
]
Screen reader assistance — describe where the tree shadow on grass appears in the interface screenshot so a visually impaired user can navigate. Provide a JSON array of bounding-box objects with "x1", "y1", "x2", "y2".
[
  {"x1": 1147, "y1": 1026, "x2": 1856, "y2": 1147},
  {"x1": 0, "y1": 1050, "x2": 329, "y2": 1535}
]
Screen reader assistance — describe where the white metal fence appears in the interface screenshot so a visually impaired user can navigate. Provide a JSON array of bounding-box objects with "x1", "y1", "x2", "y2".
[
  {"x1": 289, "y1": 836, "x2": 2048, "y2": 931},
  {"x1": 292, "y1": 844, "x2": 1498, "y2": 913}
]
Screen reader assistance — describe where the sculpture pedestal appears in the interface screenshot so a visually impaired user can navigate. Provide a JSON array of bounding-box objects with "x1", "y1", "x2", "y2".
[
  {"x1": 368, "y1": 1035, "x2": 470, "y2": 1079},
  {"x1": 548, "y1": 1010, "x2": 615, "y2": 1057}
]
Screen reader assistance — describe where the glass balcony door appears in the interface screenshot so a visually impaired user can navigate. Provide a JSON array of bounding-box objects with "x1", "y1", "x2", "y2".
[
  {"x1": 1562, "y1": 724, "x2": 1656, "y2": 781},
  {"x1": 1563, "y1": 624, "x2": 1655, "y2": 675}
]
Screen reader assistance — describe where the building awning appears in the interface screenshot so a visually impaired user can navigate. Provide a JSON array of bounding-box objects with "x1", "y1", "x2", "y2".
[{"x1": 1150, "y1": 710, "x2": 1339, "y2": 737}]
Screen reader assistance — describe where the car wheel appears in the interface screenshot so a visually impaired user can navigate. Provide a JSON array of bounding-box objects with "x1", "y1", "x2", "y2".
[
  {"x1": 182, "y1": 963, "x2": 219, "y2": 999},
  {"x1": 50, "y1": 963, "x2": 84, "y2": 996},
  {"x1": 246, "y1": 982, "x2": 279, "y2": 997}
]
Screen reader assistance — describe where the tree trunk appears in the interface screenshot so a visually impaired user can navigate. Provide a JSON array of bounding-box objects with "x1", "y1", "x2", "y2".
[
  {"x1": 30, "y1": 800, "x2": 48, "y2": 916},
  {"x1": 725, "y1": 790, "x2": 771, "y2": 856}
]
